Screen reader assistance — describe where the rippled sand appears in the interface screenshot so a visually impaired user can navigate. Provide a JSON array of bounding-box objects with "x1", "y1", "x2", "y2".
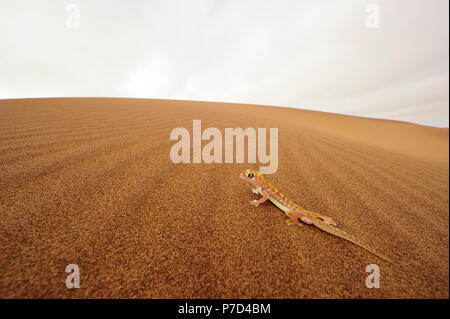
[{"x1": 0, "y1": 98, "x2": 448, "y2": 298}]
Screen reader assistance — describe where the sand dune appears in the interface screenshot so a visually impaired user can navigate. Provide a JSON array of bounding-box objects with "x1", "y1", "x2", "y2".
[{"x1": 0, "y1": 98, "x2": 448, "y2": 298}]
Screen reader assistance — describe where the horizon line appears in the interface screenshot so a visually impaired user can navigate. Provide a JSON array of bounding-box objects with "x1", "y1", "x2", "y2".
[{"x1": 1, "y1": 96, "x2": 448, "y2": 129}]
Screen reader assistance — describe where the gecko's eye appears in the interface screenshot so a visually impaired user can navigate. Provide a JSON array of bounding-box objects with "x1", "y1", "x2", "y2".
[{"x1": 247, "y1": 172, "x2": 254, "y2": 178}]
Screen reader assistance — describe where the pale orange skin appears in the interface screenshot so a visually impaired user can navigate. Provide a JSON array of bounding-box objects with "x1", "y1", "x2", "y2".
[
  {"x1": 240, "y1": 169, "x2": 393, "y2": 263},
  {"x1": 239, "y1": 169, "x2": 337, "y2": 226}
]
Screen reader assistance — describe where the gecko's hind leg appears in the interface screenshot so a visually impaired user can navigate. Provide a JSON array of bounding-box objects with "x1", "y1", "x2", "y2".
[
  {"x1": 286, "y1": 219, "x2": 303, "y2": 227},
  {"x1": 310, "y1": 211, "x2": 338, "y2": 226},
  {"x1": 285, "y1": 211, "x2": 311, "y2": 227}
]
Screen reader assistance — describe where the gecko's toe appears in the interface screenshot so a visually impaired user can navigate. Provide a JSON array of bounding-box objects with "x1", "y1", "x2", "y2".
[
  {"x1": 328, "y1": 220, "x2": 338, "y2": 227},
  {"x1": 250, "y1": 200, "x2": 259, "y2": 207},
  {"x1": 321, "y1": 217, "x2": 338, "y2": 227},
  {"x1": 286, "y1": 219, "x2": 302, "y2": 226}
]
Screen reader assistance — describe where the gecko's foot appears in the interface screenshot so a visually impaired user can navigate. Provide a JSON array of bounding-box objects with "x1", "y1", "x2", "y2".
[
  {"x1": 309, "y1": 210, "x2": 338, "y2": 226},
  {"x1": 315, "y1": 215, "x2": 337, "y2": 226},
  {"x1": 250, "y1": 200, "x2": 259, "y2": 207},
  {"x1": 321, "y1": 217, "x2": 338, "y2": 227},
  {"x1": 286, "y1": 219, "x2": 302, "y2": 227}
]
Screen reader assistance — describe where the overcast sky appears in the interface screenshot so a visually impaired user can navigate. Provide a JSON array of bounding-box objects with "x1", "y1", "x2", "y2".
[{"x1": 0, "y1": 0, "x2": 448, "y2": 127}]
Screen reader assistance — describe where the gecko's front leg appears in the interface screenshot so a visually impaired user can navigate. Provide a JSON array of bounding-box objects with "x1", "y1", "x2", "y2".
[{"x1": 250, "y1": 190, "x2": 269, "y2": 207}]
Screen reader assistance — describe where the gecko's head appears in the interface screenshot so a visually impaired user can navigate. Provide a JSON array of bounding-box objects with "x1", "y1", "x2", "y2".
[{"x1": 239, "y1": 169, "x2": 264, "y2": 187}]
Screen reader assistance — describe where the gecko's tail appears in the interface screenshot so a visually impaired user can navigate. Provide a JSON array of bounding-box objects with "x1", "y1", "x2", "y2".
[{"x1": 311, "y1": 218, "x2": 394, "y2": 264}]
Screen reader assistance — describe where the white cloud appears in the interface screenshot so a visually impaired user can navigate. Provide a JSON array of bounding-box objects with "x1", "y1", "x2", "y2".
[{"x1": 0, "y1": 0, "x2": 448, "y2": 127}]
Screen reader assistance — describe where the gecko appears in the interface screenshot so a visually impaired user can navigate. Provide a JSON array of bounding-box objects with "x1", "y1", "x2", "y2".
[{"x1": 240, "y1": 169, "x2": 392, "y2": 263}]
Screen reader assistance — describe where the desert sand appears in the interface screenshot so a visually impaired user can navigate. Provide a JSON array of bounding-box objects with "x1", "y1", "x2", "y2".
[{"x1": 0, "y1": 98, "x2": 448, "y2": 298}]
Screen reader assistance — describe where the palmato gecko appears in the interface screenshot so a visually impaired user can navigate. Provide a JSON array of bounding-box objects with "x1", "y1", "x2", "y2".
[{"x1": 240, "y1": 169, "x2": 392, "y2": 263}]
